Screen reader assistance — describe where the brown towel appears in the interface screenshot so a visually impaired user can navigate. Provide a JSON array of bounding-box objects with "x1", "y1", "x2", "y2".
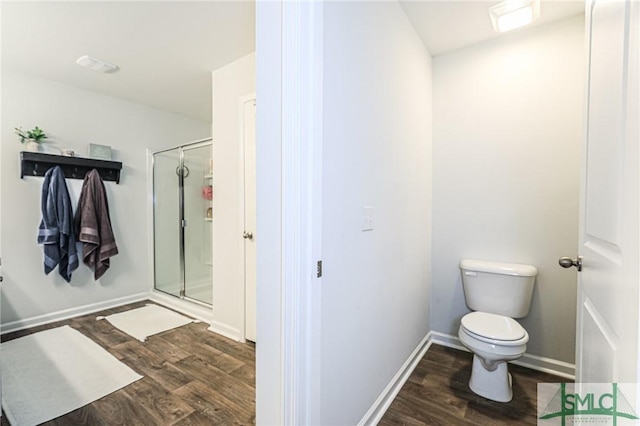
[{"x1": 75, "y1": 169, "x2": 118, "y2": 279}]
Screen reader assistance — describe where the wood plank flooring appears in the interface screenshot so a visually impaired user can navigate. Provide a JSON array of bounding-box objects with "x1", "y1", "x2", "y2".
[
  {"x1": 2, "y1": 302, "x2": 571, "y2": 426},
  {"x1": 380, "y1": 344, "x2": 572, "y2": 426},
  {"x1": 0, "y1": 301, "x2": 255, "y2": 426}
]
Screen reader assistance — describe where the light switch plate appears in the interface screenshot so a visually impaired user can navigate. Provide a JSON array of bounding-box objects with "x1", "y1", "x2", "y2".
[{"x1": 362, "y1": 206, "x2": 374, "y2": 231}]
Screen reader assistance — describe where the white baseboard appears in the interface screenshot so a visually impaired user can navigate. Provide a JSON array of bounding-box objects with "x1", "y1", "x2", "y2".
[
  {"x1": 1, "y1": 292, "x2": 148, "y2": 335},
  {"x1": 358, "y1": 332, "x2": 432, "y2": 426},
  {"x1": 208, "y1": 319, "x2": 242, "y2": 342},
  {"x1": 429, "y1": 331, "x2": 468, "y2": 351},
  {"x1": 511, "y1": 352, "x2": 576, "y2": 380},
  {"x1": 430, "y1": 331, "x2": 576, "y2": 379},
  {"x1": 148, "y1": 291, "x2": 213, "y2": 323},
  {"x1": 148, "y1": 292, "x2": 242, "y2": 342},
  {"x1": 1, "y1": 290, "x2": 232, "y2": 342}
]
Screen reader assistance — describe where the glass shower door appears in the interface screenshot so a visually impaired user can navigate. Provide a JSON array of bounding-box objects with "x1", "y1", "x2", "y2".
[
  {"x1": 183, "y1": 144, "x2": 213, "y2": 305},
  {"x1": 153, "y1": 148, "x2": 182, "y2": 298},
  {"x1": 152, "y1": 140, "x2": 213, "y2": 305}
]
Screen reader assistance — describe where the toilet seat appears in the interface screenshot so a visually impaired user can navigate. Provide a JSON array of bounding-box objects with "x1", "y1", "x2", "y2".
[{"x1": 461, "y1": 312, "x2": 528, "y2": 346}]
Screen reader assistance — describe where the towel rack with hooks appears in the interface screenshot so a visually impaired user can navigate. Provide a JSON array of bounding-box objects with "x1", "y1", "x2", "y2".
[{"x1": 20, "y1": 152, "x2": 123, "y2": 184}]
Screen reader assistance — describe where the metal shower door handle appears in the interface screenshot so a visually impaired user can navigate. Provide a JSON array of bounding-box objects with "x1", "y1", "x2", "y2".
[
  {"x1": 175, "y1": 165, "x2": 190, "y2": 178},
  {"x1": 559, "y1": 256, "x2": 582, "y2": 272}
]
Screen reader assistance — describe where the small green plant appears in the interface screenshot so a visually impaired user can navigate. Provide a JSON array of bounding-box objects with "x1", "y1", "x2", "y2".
[{"x1": 15, "y1": 126, "x2": 48, "y2": 143}]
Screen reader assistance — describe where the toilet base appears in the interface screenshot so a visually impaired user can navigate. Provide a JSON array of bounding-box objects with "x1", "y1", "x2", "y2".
[{"x1": 468, "y1": 355, "x2": 513, "y2": 402}]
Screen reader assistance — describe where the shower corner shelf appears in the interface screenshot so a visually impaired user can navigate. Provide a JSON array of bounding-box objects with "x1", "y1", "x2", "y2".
[{"x1": 20, "y1": 151, "x2": 123, "y2": 183}]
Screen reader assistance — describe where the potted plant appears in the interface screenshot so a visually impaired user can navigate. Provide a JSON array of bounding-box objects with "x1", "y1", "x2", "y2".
[{"x1": 15, "y1": 126, "x2": 48, "y2": 152}]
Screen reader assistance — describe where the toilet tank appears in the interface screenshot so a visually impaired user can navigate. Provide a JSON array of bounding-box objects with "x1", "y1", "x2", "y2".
[{"x1": 460, "y1": 259, "x2": 537, "y2": 318}]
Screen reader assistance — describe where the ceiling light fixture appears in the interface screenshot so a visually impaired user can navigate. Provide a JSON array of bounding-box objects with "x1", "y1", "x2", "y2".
[
  {"x1": 76, "y1": 55, "x2": 119, "y2": 74},
  {"x1": 489, "y1": 0, "x2": 540, "y2": 33}
]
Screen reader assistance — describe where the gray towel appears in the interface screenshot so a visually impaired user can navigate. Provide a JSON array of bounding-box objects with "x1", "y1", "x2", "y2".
[
  {"x1": 75, "y1": 169, "x2": 118, "y2": 279},
  {"x1": 37, "y1": 166, "x2": 79, "y2": 282}
]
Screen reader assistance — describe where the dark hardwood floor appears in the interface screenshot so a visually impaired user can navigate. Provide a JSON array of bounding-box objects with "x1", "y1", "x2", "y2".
[
  {"x1": 380, "y1": 344, "x2": 572, "y2": 426},
  {"x1": 1, "y1": 301, "x2": 255, "y2": 426},
  {"x1": 2, "y1": 302, "x2": 570, "y2": 426}
]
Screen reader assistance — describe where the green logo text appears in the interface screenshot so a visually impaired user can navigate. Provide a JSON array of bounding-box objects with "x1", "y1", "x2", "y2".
[{"x1": 539, "y1": 383, "x2": 639, "y2": 425}]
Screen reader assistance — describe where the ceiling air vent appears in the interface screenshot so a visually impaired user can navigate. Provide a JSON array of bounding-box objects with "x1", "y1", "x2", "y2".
[{"x1": 76, "y1": 55, "x2": 119, "y2": 74}]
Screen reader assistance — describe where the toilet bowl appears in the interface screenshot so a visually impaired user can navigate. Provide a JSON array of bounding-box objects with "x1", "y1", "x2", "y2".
[
  {"x1": 458, "y1": 259, "x2": 537, "y2": 403},
  {"x1": 458, "y1": 311, "x2": 528, "y2": 402}
]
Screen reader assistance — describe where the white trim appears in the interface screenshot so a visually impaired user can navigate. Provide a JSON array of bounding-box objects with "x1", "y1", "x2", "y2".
[
  {"x1": 280, "y1": 2, "x2": 300, "y2": 420},
  {"x1": 148, "y1": 290, "x2": 213, "y2": 325},
  {"x1": 255, "y1": 1, "x2": 285, "y2": 423},
  {"x1": 238, "y1": 93, "x2": 257, "y2": 343},
  {"x1": 0, "y1": 4, "x2": 4, "y2": 412},
  {"x1": 358, "y1": 333, "x2": 432, "y2": 426},
  {"x1": 207, "y1": 320, "x2": 242, "y2": 342},
  {"x1": 256, "y1": 1, "x2": 323, "y2": 423},
  {"x1": 280, "y1": 1, "x2": 324, "y2": 424},
  {"x1": 511, "y1": 351, "x2": 576, "y2": 380},
  {"x1": 429, "y1": 330, "x2": 472, "y2": 351},
  {"x1": 430, "y1": 331, "x2": 576, "y2": 379},
  {"x1": 1, "y1": 292, "x2": 148, "y2": 335},
  {"x1": 146, "y1": 149, "x2": 155, "y2": 295}
]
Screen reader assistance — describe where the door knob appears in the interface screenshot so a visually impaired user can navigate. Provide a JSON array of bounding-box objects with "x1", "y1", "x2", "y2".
[
  {"x1": 559, "y1": 256, "x2": 582, "y2": 272},
  {"x1": 243, "y1": 231, "x2": 253, "y2": 240}
]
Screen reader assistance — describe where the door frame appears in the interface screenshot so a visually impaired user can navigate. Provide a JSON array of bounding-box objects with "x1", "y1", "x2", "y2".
[
  {"x1": 238, "y1": 93, "x2": 256, "y2": 343},
  {"x1": 255, "y1": 1, "x2": 323, "y2": 424}
]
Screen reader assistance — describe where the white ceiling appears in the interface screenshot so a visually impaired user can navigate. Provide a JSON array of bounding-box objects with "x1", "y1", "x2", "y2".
[
  {"x1": 1, "y1": 1, "x2": 584, "y2": 123},
  {"x1": 400, "y1": 0, "x2": 584, "y2": 56},
  {"x1": 1, "y1": 1, "x2": 255, "y2": 123}
]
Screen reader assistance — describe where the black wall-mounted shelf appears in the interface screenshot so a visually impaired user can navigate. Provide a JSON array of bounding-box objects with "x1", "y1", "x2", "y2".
[{"x1": 20, "y1": 152, "x2": 123, "y2": 184}]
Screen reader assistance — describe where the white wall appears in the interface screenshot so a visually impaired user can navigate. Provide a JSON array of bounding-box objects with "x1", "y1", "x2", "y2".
[
  {"x1": 1, "y1": 70, "x2": 210, "y2": 328},
  {"x1": 321, "y1": 2, "x2": 432, "y2": 424},
  {"x1": 211, "y1": 52, "x2": 255, "y2": 339},
  {"x1": 431, "y1": 16, "x2": 584, "y2": 365}
]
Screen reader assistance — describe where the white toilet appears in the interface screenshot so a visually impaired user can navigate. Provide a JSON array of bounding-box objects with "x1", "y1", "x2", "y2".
[{"x1": 457, "y1": 258, "x2": 537, "y2": 403}]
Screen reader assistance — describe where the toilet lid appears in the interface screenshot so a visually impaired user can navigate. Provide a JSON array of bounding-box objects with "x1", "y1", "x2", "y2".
[{"x1": 461, "y1": 312, "x2": 526, "y2": 341}]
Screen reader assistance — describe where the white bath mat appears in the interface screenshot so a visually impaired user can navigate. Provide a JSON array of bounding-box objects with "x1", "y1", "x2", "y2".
[
  {"x1": 97, "y1": 304, "x2": 197, "y2": 342},
  {"x1": 1, "y1": 325, "x2": 142, "y2": 426}
]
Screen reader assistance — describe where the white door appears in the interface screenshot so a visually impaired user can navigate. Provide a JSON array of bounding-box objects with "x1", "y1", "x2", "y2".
[
  {"x1": 243, "y1": 98, "x2": 257, "y2": 342},
  {"x1": 573, "y1": 0, "x2": 639, "y2": 384}
]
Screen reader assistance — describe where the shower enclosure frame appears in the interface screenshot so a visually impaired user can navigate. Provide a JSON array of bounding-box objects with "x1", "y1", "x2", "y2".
[{"x1": 151, "y1": 138, "x2": 213, "y2": 308}]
